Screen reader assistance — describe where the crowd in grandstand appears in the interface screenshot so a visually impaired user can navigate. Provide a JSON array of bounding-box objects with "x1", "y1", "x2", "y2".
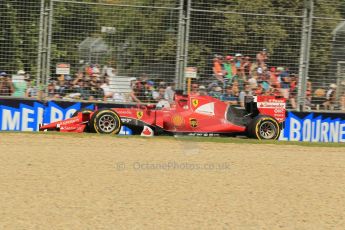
[
  {"x1": 1, "y1": 49, "x2": 345, "y2": 111},
  {"x1": 122, "y1": 49, "x2": 344, "y2": 111},
  {"x1": 205, "y1": 50, "x2": 345, "y2": 111}
]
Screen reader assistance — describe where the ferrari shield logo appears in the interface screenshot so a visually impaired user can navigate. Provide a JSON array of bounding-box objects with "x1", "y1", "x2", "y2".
[
  {"x1": 189, "y1": 118, "x2": 198, "y2": 128},
  {"x1": 136, "y1": 111, "x2": 143, "y2": 119},
  {"x1": 192, "y1": 99, "x2": 199, "y2": 108}
]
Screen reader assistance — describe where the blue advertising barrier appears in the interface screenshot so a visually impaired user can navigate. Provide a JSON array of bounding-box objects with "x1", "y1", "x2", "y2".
[
  {"x1": 280, "y1": 111, "x2": 345, "y2": 143},
  {"x1": 1, "y1": 98, "x2": 345, "y2": 142},
  {"x1": 0, "y1": 98, "x2": 132, "y2": 135}
]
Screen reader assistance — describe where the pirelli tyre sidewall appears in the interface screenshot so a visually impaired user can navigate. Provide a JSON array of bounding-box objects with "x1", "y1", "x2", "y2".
[
  {"x1": 249, "y1": 116, "x2": 281, "y2": 140},
  {"x1": 90, "y1": 109, "x2": 122, "y2": 134}
]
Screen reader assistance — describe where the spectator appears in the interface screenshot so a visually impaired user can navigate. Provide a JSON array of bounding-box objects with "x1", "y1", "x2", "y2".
[
  {"x1": 140, "y1": 73, "x2": 149, "y2": 83},
  {"x1": 91, "y1": 80, "x2": 104, "y2": 101},
  {"x1": 232, "y1": 84, "x2": 240, "y2": 97},
  {"x1": 278, "y1": 68, "x2": 290, "y2": 99},
  {"x1": 158, "y1": 81, "x2": 167, "y2": 89},
  {"x1": 55, "y1": 75, "x2": 67, "y2": 97},
  {"x1": 256, "y1": 48, "x2": 268, "y2": 65},
  {"x1": 100, "y1": 78, "x2": 114, "y2": 101},
  {"x1": 130, "y1": 80, "x2": 144, "y2": 103},
  {"x1": 190, "y1": 83, "x2": 199, "y2": 95},
  {"x1": 234, "y1": 53, "x2": 244, "y2": 79},
  {"x1": 198, "y1": 85, "x2": 207, "y2": 96},
  {"x1": 289, "y1": 74, "x2": 298, "y2": 109},
  {"x1": 102, "y1": 60, "x2": 117, "y2": 78},
  {"x1": 91, "y1": 64, "x2": 101, "y2": 79},
  {"x1": 129, "y1": 77, "x2": 137, "y2": 88},
  {"x1": 323, "y1": 84, "x2": 337, "y2": 110},
  {"x1": 71, "y1": 78, "x2": 90, "y2": 100},
  {"x1": 248, "y1": 74, "x2": 258, "y2": 90},
  {"x1": 305, "y1": 81, "x2": 313, "y2": 109},
  {"x1": 208, "y1": 86, "x2": 222, "y2": 99},
  {"x1": 259, "y1": 74, "x2": 270, "y2": 92},
  {"x1": 81, "y1": 80, "x2": 93, "y2": 100},
  {"x1": 165, "y1": 82, "x2": 176, "y2": 104},
  {"x1": 255, "y1": 84, "x2": 264, "y2": 95},
  {"x1": 212, "y1": 55, "x2": 225, "y2": 82},
  {"x1": 311, "y1": 88, "x2": 326, "y2": 110},
  {"x1": 25, "y1": 79, "x2": 38, "y2": 98},
  {"x1": 223, "y1": 56, "x2": 234, "y2": 83},
  {"x1": 113, "y1": 92, "x2": 126, "y2": 103},
  {"x1": 153, "y1": 85, "x2": 162, "y2": 99},
  {"x1": 156, "y1": 87, "x2": 170, "y2": 108},
  {"x1": 272, "y1": 87, "x2": 283, "y2": 97},
  {"x1": 340, "y1": 92, "x2": 345, "y2": 111},
  {"x1": 221, "y1": 85, "x2": 239, "y2": 105},
  {"x1": 269, "y1": 67, "x2": 280, "y2": 88},
  {"x1": 242, "y1": 56, "x2": 252, "y2": 79},
  {"x1": 72, "y1": 72, "x2": 83, "y2": 85},
  {"x1": 12, "y1": 70, "x2": 28, "y2": 97},
  {"x1": 142, "y1": 80, "x2": 155, "y2": 103},
  {"x1": 262, "y1": 88, "x2": 272, "y2": 96},
  {"x1": 239, "y1": 84, "x2": 252, "y2": 107},
  {"x1": 231, "y1": 75, "x2": 245, "y2": 91},
  {"x1": 0, "y1": 72, "x2": 14, "y2": 96},
  {"x1": 47, "y1": 81, "x2": 57, "y2": 98},
  {"x1": 63, "y1": 75, "x2": 74, "y2": 96}
]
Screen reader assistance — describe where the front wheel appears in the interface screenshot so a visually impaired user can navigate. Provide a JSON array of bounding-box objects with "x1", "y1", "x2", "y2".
[
  {"x1": 72, "y1": 108, "x2": 93, "y2": 117},
  {"x1": 247, "y1": 116, "x2": 280, "y2": 140},
  {"x1": 89, "y1": 109, "x2": 122, "y2": 134}
]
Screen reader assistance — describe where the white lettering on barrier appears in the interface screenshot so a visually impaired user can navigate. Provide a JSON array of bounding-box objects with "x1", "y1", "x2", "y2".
[
  {"x1": 36, "y1": 107, "x2": 44, "y2": 131},
  {"x1": 2, "y1": 109, "x2": 20, "y2": 130},
  {"x1": 329, "y1": 122, "x2": 339, "y2": 143},
  {"x1": 281, "y1": 114, "x2": 345, "y2": 143},
  {"x1": 320, "y1": 122, "x2": 329, "y2": 142},
  {"x1": 311, "y1": 120, "x2": 321, "y2": 142},
  {"x1": 279, "y1": 129, "x2": 288, "y2": 141},
  {"x1": 22, "y1": 108, "x2": 34, "y2": 131},
  {"x1": 65, "y1": 109, "x2": 77, "y2": 119},
  {"x1": 302, "y1": 119, "x2": 311, "y2": 141},
  {"x1": 340, "y1": 124, "x2": 345, "y2": 143},
  {"x1": 290, "y1": 117, "x2": 301, "y2": 141},
  {"x1": 50, "y1": 106, "x2": 64, "y2": 123}
]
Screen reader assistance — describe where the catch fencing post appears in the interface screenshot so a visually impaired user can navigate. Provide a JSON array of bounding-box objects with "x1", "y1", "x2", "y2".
[
  {"x1": 182, "y1": 0, "x2": 192, "y2": 93},
  {"x1": 45, "y1": 0, "x2": 54, "y2": 96},
  {"x1": 297, "y1": 0, "x2": 314, "y2": 111},
  {"x1": 176, "y1": 0, "x2": 185, "y2": 90},
  {"x1": 36, "y1": 0, "x2": 45, "y2": 88}
]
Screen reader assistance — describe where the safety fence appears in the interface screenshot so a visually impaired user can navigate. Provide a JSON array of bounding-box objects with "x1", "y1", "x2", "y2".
[{"x1": 0, "y1": 0, "x2": 345, "y2": 112}]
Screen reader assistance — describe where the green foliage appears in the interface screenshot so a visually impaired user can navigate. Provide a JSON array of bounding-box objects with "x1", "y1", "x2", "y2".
[
  {"x1": 0, "y1": 0, "x2": 32, "y2": 73},
  {"x1": 187, "y1": 0, "x2": 344, "y2": 79},
  {"x1": 1, "y1": 0, "x2": 345, "y2": 81}
]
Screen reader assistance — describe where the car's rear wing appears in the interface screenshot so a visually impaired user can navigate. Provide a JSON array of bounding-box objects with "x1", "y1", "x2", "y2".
[{"x1": 245, "y1": 96, "x2": 286, "y2": 123}]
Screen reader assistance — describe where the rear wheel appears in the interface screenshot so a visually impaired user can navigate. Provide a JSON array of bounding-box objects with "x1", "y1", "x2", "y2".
[
  {"x1": 90, "y1": 109, "x2": 122, "y2": 134},
  {"x1": 247, "y1": 116, "x2": 280, "y2": 140}
]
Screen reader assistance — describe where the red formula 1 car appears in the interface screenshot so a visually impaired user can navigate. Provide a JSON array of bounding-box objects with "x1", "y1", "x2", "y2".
[{"x1": 39, "y1": 92, "x2": 286, "y2": 140}]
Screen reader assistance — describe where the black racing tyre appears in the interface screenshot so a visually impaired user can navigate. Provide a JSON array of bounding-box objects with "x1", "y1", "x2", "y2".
[
  {"x1": 89, "y1": 109, "x2": 122, "y2": 134},
  {"x1": 247, "y1": 115, "x2": 280, "y2": 140},
  {"x1": 72, "y1": 108, "x2": 93, "y2": 117}
]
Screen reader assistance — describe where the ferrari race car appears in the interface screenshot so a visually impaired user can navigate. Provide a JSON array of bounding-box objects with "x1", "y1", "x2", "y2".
[{"x1": 39, "y1": 92, "x2": 286, "y2": 140}]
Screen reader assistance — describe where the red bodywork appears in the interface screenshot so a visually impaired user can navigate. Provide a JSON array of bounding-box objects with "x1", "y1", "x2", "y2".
[{"x1": 39, "y1": 95, "x2": 286, "y2": 135}]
